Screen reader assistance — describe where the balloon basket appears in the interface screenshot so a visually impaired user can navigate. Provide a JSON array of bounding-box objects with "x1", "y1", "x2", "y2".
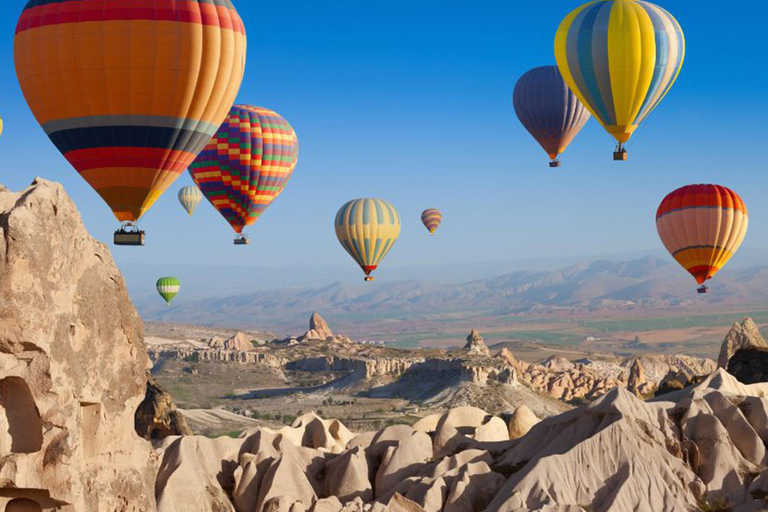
[
  {"x1": 549, "y1": 160, "x2": 561, "y2": 168},
  {"x1": 114, "y1": 225, "x2": 145, "y2": 246},
  {"x1": 697, "y1": 285, "x2": 709, "y2": 294},
  {"x1": 234, "y1": 235, "x2": 250, "y2": 246},
  {"x1": 613, "y1": 148, "x2": 627, "y2": 161},
  {"x1": 364, "y1": 276, "x2": 374, "y2": 282}
]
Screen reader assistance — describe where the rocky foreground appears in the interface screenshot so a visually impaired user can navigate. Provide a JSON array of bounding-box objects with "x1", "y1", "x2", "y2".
[
  {"x1": 155, "y1": 371, "x2": 768, "y2": 512},
  {"x1": 2, "y1": 179, "x2": 768, "y2": 512}
]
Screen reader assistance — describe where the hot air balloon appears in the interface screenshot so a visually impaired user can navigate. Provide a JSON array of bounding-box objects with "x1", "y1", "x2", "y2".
[
  {"x1": 178, "y1": 186, "x2": 203, "y2": 217},
  {"x1": 513, "y1": 66, "x2": 591, "y2": 167},
  {"x1": 555, "y1": 0, "x2": 685, "y2": 161},
  {"x1": 335, "y1": 199, "x2": 401, "y2": 281},
  {"x1": 656, "y1": 185, "x2": 748, "y2": 294},
  {"x1": 189, "y1": 105, "x2": 299, "y2": 245},
  {"x1": 421, "y1": 209, "x2": 443, "y2": 235},
  {"x1": 156, "y1": 277, "x2": 181, "y2": 306},
  {"x1": 14, "y1": 1, "x2": 247, "y2": 245}
]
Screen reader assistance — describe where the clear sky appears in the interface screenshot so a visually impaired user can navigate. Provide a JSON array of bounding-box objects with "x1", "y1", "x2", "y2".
[{"x1": 0, "y1": 1, "x2": 766, "y2": 291}]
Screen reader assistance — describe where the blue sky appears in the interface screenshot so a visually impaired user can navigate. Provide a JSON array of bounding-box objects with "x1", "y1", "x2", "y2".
[{"x1": 0, "y1": 0, "x2": 766, "y2": 291}]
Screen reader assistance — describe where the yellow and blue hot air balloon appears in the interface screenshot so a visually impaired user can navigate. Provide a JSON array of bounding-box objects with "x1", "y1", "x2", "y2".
[
  {"x1": 14, "y1": 0, "x2": 247, "y2": 245},
  {"x1": 335, "y1": 199, "x2": 401, "y2": 281},
  {"x1": 555, "y1": 0, "x2": 685, "y2": 160},
  {"x1": 178, "y1": 186, "x2": 203, "y2": 217}
]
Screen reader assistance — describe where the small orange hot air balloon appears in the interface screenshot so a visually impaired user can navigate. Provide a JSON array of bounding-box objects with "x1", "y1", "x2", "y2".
[
  {"x1": 656, "y1": 184, "x2": 748, "y2": 294},
  {"x1": 421, "y1": 209, "x2": 443, "y2": 235}
]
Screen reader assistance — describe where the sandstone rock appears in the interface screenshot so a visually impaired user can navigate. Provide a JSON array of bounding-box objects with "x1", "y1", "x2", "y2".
[
  {"x1": 324, "y1": 446, "x2": 372, "y2": 503},
  {"x1": 507, "y1": 405, "x2": 539, "y2": 440},
  {"x1": 300, "y1": 313, "x2": 335, "y2": 341},
  {"x1": 375, "y1": 431, "x2": 433, "y2": 497},
  {"x1": 223, "y1": 331, "x2": 256, "y2": 351},
  {"x1": 718, "y1": 317, "x2": 767, "y2": 368},
  {"x1": 135, "y1": 374, "x2": 192, "y2": 440},
  {"x1": 0, "y1": 179, "x2": 156, "y2": 510},
  {"x1": 463, "y1": 330, "x2": 489, "y2": 357},
  {"x1": 728, "y1": 347, "x2": 768, "y2": 384},
  {"x1": 626, "y1": 358, "x2": 647, "y2": 397}
]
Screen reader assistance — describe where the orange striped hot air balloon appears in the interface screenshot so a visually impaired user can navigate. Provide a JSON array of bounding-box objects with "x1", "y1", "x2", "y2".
[
  {"x1": 14, "y1": 0, "x2": 247, "y2": 245},
  {"x1": 421, "y1": 209, "x2": 443, "y2": 235},
  {"x1": 656, "y1": 185, "x2": 748, "y2": 294}
]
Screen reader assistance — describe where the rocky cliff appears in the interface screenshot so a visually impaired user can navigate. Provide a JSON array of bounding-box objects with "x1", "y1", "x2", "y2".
[{"x1": 0, "y1": 180, "x2": 156, "y2": 511}]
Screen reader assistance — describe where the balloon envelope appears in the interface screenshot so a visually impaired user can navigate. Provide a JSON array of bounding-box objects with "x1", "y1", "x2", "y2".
[
  {"x1": 555, "y1": 0, "x2": 684, "y2": 145},
  {"x1": 421, "y1": 209, "x2": 443, "y2": 234},
  {"x1": 14, "y1": 0, "x2": 247, "y2": 222},
  {"x1": 335, "y1": 199, "x2": 401, "y2": 280},
  {"x1": 656, "y1": 185, "x2": 748, "y2": 285},
  {"x1": 156, "y1": 277, "x2": 181, "y2": 305},
  {"x1": 189, "y1": 105, "x2": 299, "y2": 234},
  {"x1": 178, "y1": 186, "x2": 203, "y2": 216},
  {"x1": 513, "y1": 66, "x2": 590, "y2": 163}
]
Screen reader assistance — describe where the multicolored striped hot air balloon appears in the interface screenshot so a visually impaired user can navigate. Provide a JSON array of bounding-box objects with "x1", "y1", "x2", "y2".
[
  {"x1": 421, "y1": 209, "x2": 443, "y2": 235},
  {"x1": 513, "y1": 66, "x2": 591, "y2": 167},
  {"x1": 656, "y1": 185, "x2": 748, "y2": 294},
  {"x1": 14, "y1": 0, "x2": 247, "y2": 245},
  {"x1": 189, "y1": 105, "x2": 299, "y2": 245},
  {"x1": 555, "y1": 0, "x2": 685, "y2": 160},
  {"x1": 156, "y1": 277, "x2": 181, "y2": 305},
  {"x1": 178, "y1": 186, "x2": 203, "y2": 217},
  {"x1": 335, "y1": 199, "x2": 401, "y2": 281}
]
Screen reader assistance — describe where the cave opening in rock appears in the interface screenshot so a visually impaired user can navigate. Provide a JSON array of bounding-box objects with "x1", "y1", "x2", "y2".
[
  {"x1": 0, "y1": 377, "x2": 43, "y2": 454},
  {"x1": 4, "y1": 498, "x2": 43, "y2": 512}
]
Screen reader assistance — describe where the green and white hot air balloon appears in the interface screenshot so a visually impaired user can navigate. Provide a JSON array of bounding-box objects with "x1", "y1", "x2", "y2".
[
  {"x1": 156, "y1": 277, "x2": 180, "y2": 305},
  {"x1": 178, "y1": 186, "x2": 203, "y2": 216}
]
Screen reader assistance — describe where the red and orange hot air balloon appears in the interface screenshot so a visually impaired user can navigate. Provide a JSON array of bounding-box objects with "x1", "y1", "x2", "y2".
[
  {"x1": 656, "y1": 185, "x2": 748, "y2": 294},
  {"x1": 14, "y1": 0, "x2": 247, "y2": 245},
  {"x1": 189, "y1": 105, "x2": 299, "y2": 245}
]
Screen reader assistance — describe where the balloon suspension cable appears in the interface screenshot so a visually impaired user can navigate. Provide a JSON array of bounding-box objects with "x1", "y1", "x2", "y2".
[{"x1": 613, "y1": 143, "x2": 627, "y2": 161}]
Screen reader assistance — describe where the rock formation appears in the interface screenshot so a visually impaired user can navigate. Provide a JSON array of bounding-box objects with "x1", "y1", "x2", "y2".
[
  {"x1": 626, "y1": 358, "x2": 652, "y2": 396},
  {"x1": 135, "y1": 374, "x2": 193, "y2": 440},
  {"x1": 0, "y1": 180, "x2": 156, "y2": 510},
  {"x1": 507, "y1": 405, "x2": 539, "y2": 439},
  {"x1": 728, "y1": 347, "x2": 768, "y2": 384},
  {"x1": 463, "y1": 330, "x2": 490, "y2": 357},
  {"x1": 225, "y1": 331, "x2": 256, "y2": 351},
  {"x1": 718, "y1": 316, "x2": 767, "y2": 368},
  {"x1": 300, "y1": 313, "x2": 335, "y2": 342},
  {"x1": 154, "y1": 369, "x2": 768, "y2": 512}
]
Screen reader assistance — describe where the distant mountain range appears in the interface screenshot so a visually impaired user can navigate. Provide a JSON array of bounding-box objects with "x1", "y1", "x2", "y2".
[{"x1": 137, "y1": 256, "x2": 768, "y2": 331}]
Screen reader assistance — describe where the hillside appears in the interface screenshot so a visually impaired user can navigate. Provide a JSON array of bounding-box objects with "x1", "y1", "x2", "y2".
[{"x1": 138, "y1": 257, "x2": 768, "y2": 331}]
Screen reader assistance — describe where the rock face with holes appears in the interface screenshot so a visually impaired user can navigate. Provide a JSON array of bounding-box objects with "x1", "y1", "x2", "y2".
[{"x1": 0, "y1": 180, "x2": 156, "y2": 511}]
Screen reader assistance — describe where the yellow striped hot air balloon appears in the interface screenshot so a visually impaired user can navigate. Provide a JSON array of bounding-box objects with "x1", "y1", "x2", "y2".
[
  {"x1": 335, "y1": 199, "x2": 401, "y2": 281},
  {"x1": 14, "y1": 0, "x2": 247, "y2": 245},
  {"x1": 421, "y1": 209, "x2": 443, "y2": 235},
  {"x1": 656, "y1": 185, "x2": 748, "y2": 294},
  {"x1": 555, "y1": 0, "x2": 685, "y2": 160}
]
